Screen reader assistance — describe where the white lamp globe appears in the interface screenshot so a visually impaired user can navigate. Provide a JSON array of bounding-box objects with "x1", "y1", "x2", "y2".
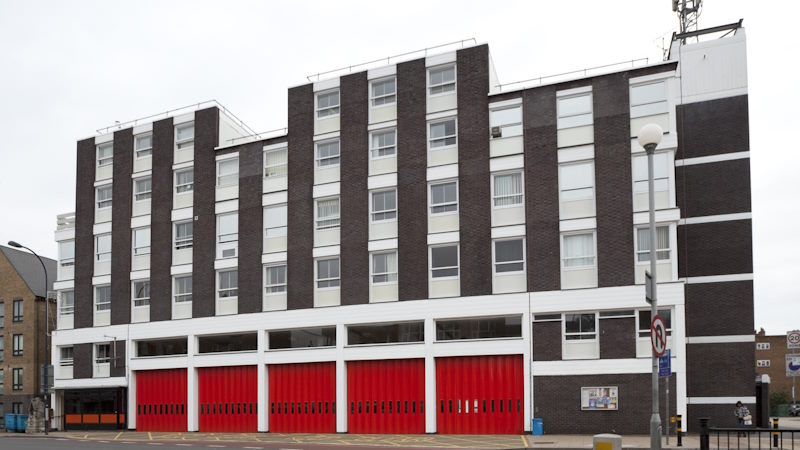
[{"x1": 637, "y1": 123, "x2": 663, "y2": 149}]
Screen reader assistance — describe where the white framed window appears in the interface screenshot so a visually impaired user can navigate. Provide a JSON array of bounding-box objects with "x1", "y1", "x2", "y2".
[
  {"x1": 756, "y1": 342, "x2": 770, "y2": 350},
  {"x1": 264, "y1": 147, "x2": 288, "y2": 178},
  {"x1": 316, "y1": 257, "x2": 340, "y2": 288},
  {"x1": 564, "y1": 313, "x2": 597, "y2": 340},
  {"x1": 630, "y1": 80, "x2": 668, "y2": 118},
  {"x1": 60, "y1": 347, "x2": 74, "y2": 367},
  {"x1": 635, "y1": 226, "x2": 671, "y2": 262},
  {"x1": 371, "y1": 77, "x2": 396, "y2": 106},
  {"x1": 429, "y1": 181, "x2": 458, "y2": 214},
  {"x1": 96, "y1": 185, "x2": 113, "y2": 209},
  {"x1": 133, "y1": 227, "x2": 151, "y2": 256},
  {"x1": 371, "y1": 251, "x2": 398, "y2": 284},
  {"x1": 316, "y1": 139, "x2": 340, "y2": 167},
  {"x1": 493, "y1": 238, "x2": 525, "y2": 274},
  {"x1": 428, "y1": 118, "x2": 457, "y2": 149},
  {"x1": 133, "y1": 279, "x2": 150, "y2": 307},
  {"x1": 492, "y1": 172, "x2": 524, "y2": 207},
  {"x1": 217, "y1": 213, "x2": 238, "y2": 258},
  {"x1": 94, "y1": 285, "x2": 111, "y2": 311},
  {"x1": 757, "y1": 360, "x2": 771, "y2": 368},
  {"x1": 95, "y1": 343, "x2": 111, "y2": 364},
  {"x1": 428, "y1": 64, "x2": 456, "y2": 95},
  {"x1": 561, "y1": 232, "x2": 596, "y2": 269},
  {"x1": 490, "y1": 105, "x2": 523, "y2": 138},
  {"x1": 134, "y1": 133, "x2": 153, "y2": 158},
  {"x1": 559, "y1": 161, "x2": 595, "y2": 207},
  {"x1": 97, "y1": 143, "x2": 113, "y2": 167},
  {"x1": 174, "y1": 221, "x2": 193, "y2": 250},
  {"x1": 134, "y1": 177, "x2": 152, "y2": 201},
  {"x1": 175, "y1": 122, "x2": 194, "y2": 149},
  {"x1": 557, "y1": 92, "x2": 593, "y2": 129},
  {"x1": 174, "y1": 275, "x2": 192, "y2": 303},
  {"x1": 95, "y1": 234, "x2": 111, "y2": 262},
  {"x1": 59, "y1": 240, "x2": 75, "y2": 267},
  {"x1": 175, "y1": 168, "x2": 194, "y2": 194},
  {"x1": 637, "y1": 309, "x2": 672, "y2": 338},
  {"x1": 430, "y1": 244, "x2": 459, "y2": 279},
  {"x1": 264, "y1": 264, "x2": 287, "y2": 294},
  {"x1": 264, "y1": 204, "x2": 288, "y2": 237},
  {"x1": 217, "y1": 270, "x2": 238, "y2": 299},
  {"x1": 370, "y1": 189, "x2": 397, "y2": 222},
  {"x1": 60, "y1": 290, "x2": 74, "y2": 316},
  {"x1": 370, "y1": 128, "x2": 396, "y2": 158},
  {"x1": 316, "y1": 89, "x2": 340, "y2": 118},
  {"x1": 217, "y1": 158, "x2": 239, "y2": 187},
  {"x1": 316, "y1": 197, "x2": 340, "y2": 230},
  {"x1": 633, "y1": 152, "x2": 670, "y2": 199}
]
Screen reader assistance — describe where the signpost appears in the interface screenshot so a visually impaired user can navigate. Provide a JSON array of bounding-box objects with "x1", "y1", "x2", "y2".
[
  {"x1": 651, "y1": 315, "x2": 667, "y2": 357},
  {"x1": 790, "y1": 330, "x2": 800, "y2": 403},
  {"x1": 645, "y1": 271, "x2": 653, "y2": 304},
  {"x1": 788, "y1": 330, "x2": 800, "y2": 349},
  {"x1": 660, "y1": 349, "x2": 672, "y2": 444}
]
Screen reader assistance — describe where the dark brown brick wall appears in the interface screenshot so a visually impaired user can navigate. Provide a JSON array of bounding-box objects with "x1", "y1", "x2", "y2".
[
  {"x1": 676, "y1": 158, "x2": 751, "y2": 218},
  {"x1": 457, "y1": 45, "x2": 492, "y2": 297},
  {"x1": 599, "y1": 317, "x2": 636, "y2": 359},
  {"x1": 685, "y1": 281, "x2": 754, "y2": 337},
  {"x1": 287, "y1": 85, "x2": 314, "y2": 310},
  {"x1": 688, "y1": 403, "x2": 753, "y2": 430},
  {"x1": 396, "y1": 58, "x2": 429, "y2": 301},
  {"x1": 532, "y1": 321, "x2": 562, "y2": 361},
  {"x1": 149, "y1": 118, "x2": 174, "y2": 322},
  {"x1": 192, "y1": 108, "x2": 219, "y2": 318},
  {"x1": 593, "y1": 73, "x2": 634, "y2": 287},
  {"x1": 110, "y1": 340, "x2": 126, "y2": 377},
  {"x1": 74, "y1": 138, "x2": 96, "y2": 329},
  {"x1": 676, "y1": 95, "x2": 749, "y2": 159},
  {"x1": 111, "y1": 128, "x2": 133, "y2": 326},
  {"x1": 677, "y1": 220, "x2": 753, "y2": 278},
  {"x1": 523, "y1": 87, "x2": 561, "y2": 292},
  {"x1": 237, "y1": 141, "x2": 265, "y2": 314},
  {"x1": 72, "y1": 343, "x2": 93, "y2": 379},
  {"x1": 339, "y1": 72, "x2": 370, "y2": 306},
  {"x1": 687, "y1": 342, "x2": 754, "y2": 397}
]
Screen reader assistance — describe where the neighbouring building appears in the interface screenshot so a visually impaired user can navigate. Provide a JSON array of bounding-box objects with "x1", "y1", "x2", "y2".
[
  {"x1": 755, "y1": 330, "x2": 797, "y2": 396},
  {"x1": 50, "y1": 22, "x2": 753, "y2": 434}
]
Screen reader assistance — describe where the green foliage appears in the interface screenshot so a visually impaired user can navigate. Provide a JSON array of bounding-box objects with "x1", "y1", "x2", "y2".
[{"x1": 770, "y1": 389, "x2": 791, "y2": 416}]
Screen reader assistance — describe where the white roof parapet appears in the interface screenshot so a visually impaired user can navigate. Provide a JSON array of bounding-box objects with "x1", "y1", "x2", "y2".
[{"x1": 56, "y1": 212, "x2": 76, "y2": 230}]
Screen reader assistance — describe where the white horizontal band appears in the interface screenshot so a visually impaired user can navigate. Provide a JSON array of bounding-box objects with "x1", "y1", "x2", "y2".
[
  {"x1": 675, "y1": 151, "x2": 750, "y2": 167},
  {"x1": 687, "y1": 396, "x2": 756, "y2": 405},
  {"x1": 682, "y1": 273, "x2": 753, "y2": 284},
  {"x1": 679, "y1": 212, "x2": 751, "y2": 225},
  {"x1": 686, "y1": 335, "x2": 755, "y2": 344}
]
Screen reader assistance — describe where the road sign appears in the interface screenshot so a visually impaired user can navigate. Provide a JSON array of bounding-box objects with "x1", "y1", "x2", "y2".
[
  {"x1": 651, "y1": 314, "x2": 667, "y2": 357},
  {"x1": 788, "y1": 330, "x2": 800, "y2": 350},
  {"x1": 787, "y1": 355, "x2": 800, "y2": 377},
  {"x1": 659, "y1": 349, "x2": 672, "y2": 377},
  {"x1": 645, "y1": 271, "x2": 653, "y2": 304}
]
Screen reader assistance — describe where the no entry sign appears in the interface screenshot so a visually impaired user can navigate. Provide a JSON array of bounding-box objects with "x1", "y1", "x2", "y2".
[{"x1": 651, "y1": 314, "x2": 668, "y2": 357}]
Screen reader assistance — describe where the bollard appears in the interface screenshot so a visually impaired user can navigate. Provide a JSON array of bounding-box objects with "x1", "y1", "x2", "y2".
[
  {"x1": 699, "y1": 417, "x2": 710, "y2": 450},
  {"x1": 677, "y1": 414, "x2": 683, "y2": 447},
  {"x1": 772, "y1": 417, "x2": 779, "y2": 448}
]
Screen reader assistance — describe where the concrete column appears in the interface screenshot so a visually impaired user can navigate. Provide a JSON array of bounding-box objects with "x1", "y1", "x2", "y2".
[
  {"x1": 424, "y1": 317, "x2": 436, "y2": 433},
  {"x1": 258, "y1": 330, "x2": 267, "y2": 432},
  {"x1": 522, "y1": 304, "x2": 532, "y2": 432},
  {"x1": 186, "y1": 334, "x2": 198, "y2": 432},
  {"x1": 336, "y1": 323, "x2": 347, "y2": 433}
]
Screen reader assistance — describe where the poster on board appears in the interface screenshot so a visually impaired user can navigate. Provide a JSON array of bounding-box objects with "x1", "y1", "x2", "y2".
[{"x1": 581, "y1": 386, "x2": 619, "y2": 410}]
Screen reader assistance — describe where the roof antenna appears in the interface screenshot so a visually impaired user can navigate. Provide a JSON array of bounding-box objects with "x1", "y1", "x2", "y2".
[{"x1": 672, "y1": 0, "x2": 703, "y2": 44}]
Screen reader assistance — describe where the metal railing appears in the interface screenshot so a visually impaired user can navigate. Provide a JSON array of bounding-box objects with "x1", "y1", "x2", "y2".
[
  {"x1": 493, "y1": 58, "x2": 650, "y2": 92},
  {"x1": 701, "y1": 418, "x2": 797, "y2": 449},
  {"x1": 222, "y1": 126, "x2": 288, "y2": 147}
]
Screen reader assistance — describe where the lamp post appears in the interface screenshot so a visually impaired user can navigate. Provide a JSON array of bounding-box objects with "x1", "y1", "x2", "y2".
[
  {"x1": 8, "y1": 240, "x2": 49, "y2": 435},
  {"x1": 637, "y1": 124, "x2": 664, "y2": 450}
]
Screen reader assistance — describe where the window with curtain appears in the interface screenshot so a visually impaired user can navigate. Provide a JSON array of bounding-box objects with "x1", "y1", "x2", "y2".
[
  {"x1": 264, "y1": 147, "x2": 288, "y2": 178},
  {"x1": 371, "y1": 252, "x2": 398, "y2": 284},
  {"x1": 175, "y1": 123, "x2": 194, "y2": 149},
  {"x1": 632, "y1": 153, "x2": 670, "y2": 195},
  {"x1": 217, "y1": 213, "x2": 238, "y2": 243},
  {"x1": 264, "y1": 264, "x2": 287, "y2": 293},
  {"x1": 60, "y1": 291, "x2": 74, "y2": 315},
  {"x1": 96, "y1": 185, "x2": 113, "y2": 209},
  {"x1": 494, "y1": 239, "x2": 524, "y2": 273},
  {"x1": 217, "y1": 158, "x2": 239, "y2": 187},
  {"x1": 316, "y1": 140, "x2": 340, "y2": 167},
  {"x1": 95, "y1": 285, "x2": 111, "y2": 311},
  {"x1": 135, "y1": 133, "x2": 153, "y2": 158},
  {"x1": 218, "y1": 270, "x2": 238, "y2": 298},
  {"x1": 264, "y1": 204, "x2": 288, "y2": 237},
  {"x1": 316, "y1": 198, "x2": 340, "y2": 229},
  {"x1": 562, "y1": 233, "x2": 595, "y2": 268},
  {"x1": 175, "y1": 168, "x2": 194, "y2": 193},
  {"x1": 133, "y1": 280, "x2": 150, "y2": 307},
  {"x1": 175, "y1": 222, "x2": 193, "y2": 250},
  {"x1": 428, "y1": 119, "x2": 457, "y2": 148},
  {"x1": 59, "y1": 240, "x2": 75, "y2": 267},
  {"x1": 565, "y1": 313, "x2": 596, "y2": 340},
  {"x1": 95, "y1": 234, "x2": 111, "y2": 261},
  {"x1": 636, "y1": 226, "x2": 671, "y2": 261},
  {"x1": 630, "y1": 81, "x2": 668, "y2": 118},
  {"x1": 490, "y1": 105, "x2": 522, "y2": 138},
  {"x1": 174, "y1": 276, "x2": 192, "y2": 303},
  {"x1": 493, "y1": 172, "x2": 523, "y2": 207},
  {"x1": 370, "y1": 129, "x2": 396, "y2": 158},
  {"x1": 133, "y1": 227, "x2": 151, "y2": 255}
]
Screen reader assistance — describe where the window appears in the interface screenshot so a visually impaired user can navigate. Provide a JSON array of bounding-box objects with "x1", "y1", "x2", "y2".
[
  {"x1": 565, "y1": 313, "x2": 597, "y2": 340},
  {"x1": 490, "y1": 105, "x2": 522, "y2": 138},
  {"x1": 632, "y1": 152, "x2": 670, "y2": 200},
  {"x1": 12, "y1": 299, "x2": 22, "y2": 322},
  {"x1": 133, "y1": 177, "x2": 152, "y2": 201},
  {"x1": 630, "y1": 81, "x2": 668, "y2": 118},
  {"x1": 316, "y1": 258, "x2": 340, "y2": 288},
  {"x1": 269, "y1": 327, "x2": 336, "y2": 349},
  {"x1": 95, "y1": 344, "x2": 111, "y2": 364},
  {"x1": 371, "y1": 252, "x2": 398, "y2": 284},
  {"x1": 96, "y1": 185, "x2": 112, "y2": 209},
  {"x1": 494, "y1": 239, "x2": 525, "y2": 273},
  {"x1": 264, "y1": 264, "x2": 287, "y2": 294},
  {"x1": 430, "y1": 181, "x2": 458, "y2": 214},
  {"x1": 0, "y1": 302, "x2": 3, "y2": 326},
  {"x1": 757, "y1": 360, "x2": 771, "y2": 368},
  {"x1": 348, "y1": 322, "x2": 424, "y2": 345},
  {"x1": 217, "y1": 158, "x2": 238, "y2": 187},
  {"x1": 174, "y1": 276, "x2": 192, "y2": 303},
  {"x1": 218, "y1": 270, "x2": 238, "y2": 298},
  {"x1": 371, "y1": 190, "x2": 397, "y2": 222},
  {"x1": 756, "y1": 342, "x2": 771, "y2": 350},
  {"x1": 60, "y1": 291, "x2": 74, "y2": 316},
  {"x1": 59, "y1": 241, "x2": 75, "y2": 267},
  {"x1": 493, "y1": 172, "x2": 523, "y2": 207},
  {"x1": 174, "y1": 221, "x2": 193, "y2": 250},
  {"x1": 559, "y1": 161, "x2": 595, "y2": 207},
  {"x1": 133, "y1": 227, "x2": 151, "y2": 256},
  {"x1": 95, "y1": 285, "x2": 111, "y2": 311},
  {"x1": 175, "y1": 168, "x2": 194, "y2": 194},
  {"x1": 135, "y1": 133, "x2": 153, "y2": 158},
  {"x1": 198, "y1": 333, "x2": 257, "y2": 353},
  {"x1": 430, "y1": 245, "x2": 459, "y2": 278},
  {"x1": 428, "y1": 118, "x2": 457, "y2": 149},
  {"x1": 97, "y1": 143, "x2": 113, "y2": 167},
  {"x1": 316, "y1": 90, "x2": 340, "y2": 118},
  {"x1": 133, "y1": 280, "x2": 150, "y2": 307},
  {"x1": 557, "y1": 93, "x2": 593, "y2": 129},
  {"x1": 638, "y1": 310, "x2": 672, "y2": 338},
  {"x1": 0, "y1": 336, "x2": 3, "y2": 361},
  {"x1": 217, "y1": 213, "x2": 238, "y2": 257},
  {"x1": 175, "y1": 122, "x2": 194, "y2": 149},
  {"x1": 137, "y1": 338, "x2": 188, "y2": 357},
  {"x1": 371, "y1": 77, "x2": 396, "y2": 106},
  {"x1": 636, "y1": 226, "x2": 671, "y2": 262},
  {"x1": 95, "y1": 234, "x2": 111, "y2": 262},
  {"x1": 12, "y1": 368, "x2": 22, "y2": 391},
  {"x1": 264, "y1": 147, "x2": 288, "y2": 178},
  {"x1": 12, "y1": 334, "x2": 22, "y2": 356},
  {"x1": 436, "y1": 316, "x2": 522, "y2": 341},
  {"x1": 60, "y1": 347, "x2": 74, "y2": 367},
  {"x1": 264, "y1": 204, "x2": 288, "y2": 237},
  {"x1": 428, "y1": 65, "x2": 456, "y2": 95},
  {"x1": 316, "y1": 139, "x2": 340, "y2": 167},
  {"x1": 370, "y1": 129, "x2": 396, "y2": 158},
  {"x1": 562, "y1": 233, "x2": 596, "y2": 268},
  {"x1": 316, "y1": 198, "x2": 340, "y2": 229}
]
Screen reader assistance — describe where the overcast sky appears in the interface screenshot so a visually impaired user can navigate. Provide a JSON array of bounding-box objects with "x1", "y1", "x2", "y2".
[{"x1": 0, "y1": 1, "x2": 796, "y2": 334}]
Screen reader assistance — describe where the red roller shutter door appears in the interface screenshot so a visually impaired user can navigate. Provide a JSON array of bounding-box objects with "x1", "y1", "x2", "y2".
[
  {"x1": 436, "y1": 355, "x2": 524, "y2": 434},
  {"x1": 198, "y1": 366, "x2": 257, "y2": 432},
  {"x1": 136, "y1": 368, "x2": 187, "y2": 432},
  {"x1": 268, "y1": 362, "x2": 336, "y2": 433},
  {"x1": 347, "y1": 359, "x2": 425, "y2": 434}
]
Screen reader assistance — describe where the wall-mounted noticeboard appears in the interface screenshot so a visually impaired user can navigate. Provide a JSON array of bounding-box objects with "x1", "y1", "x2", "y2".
[{"x1": 581, "y1": 386, "x2": 619, "y2": 411}]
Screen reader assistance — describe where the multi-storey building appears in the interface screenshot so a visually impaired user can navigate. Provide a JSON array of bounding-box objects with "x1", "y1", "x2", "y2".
[
  {"x1": 50, "y1": 23, "x2": 754, "y2": 434},
  {"x1": 0, "y1": 245, "x2": 56, "y2": 428},
  {"x1": 755, "y1": 330, "x2": 798, "y2": 397}
]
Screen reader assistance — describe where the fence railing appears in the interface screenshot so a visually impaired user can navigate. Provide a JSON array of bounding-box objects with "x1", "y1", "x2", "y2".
[{"x1": 701, "y1": 417, "x2": 797, "y2": 449}]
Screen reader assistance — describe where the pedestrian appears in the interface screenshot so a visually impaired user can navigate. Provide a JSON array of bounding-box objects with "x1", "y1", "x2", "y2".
[{"x1": 734, "y1": 401, "x2": 751, "y2": 437}]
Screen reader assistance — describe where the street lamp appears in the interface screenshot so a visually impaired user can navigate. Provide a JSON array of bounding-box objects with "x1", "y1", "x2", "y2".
[
  {"x1": 637, "y1": 124, "x2": 663, "y2": 450},
  {"x1": 8, "y1": 240, "x2": 50, "y2": 435}
]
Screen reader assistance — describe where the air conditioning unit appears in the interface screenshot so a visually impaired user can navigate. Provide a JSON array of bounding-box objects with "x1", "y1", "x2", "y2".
[
  {"x1": 222, "y1": 248, "x2": 237, "y2": 258},
  {"x1": 491, "y1": 126, "x2": 502, "y2": 138}
]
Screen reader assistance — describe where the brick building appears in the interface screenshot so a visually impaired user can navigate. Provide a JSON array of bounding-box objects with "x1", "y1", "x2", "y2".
[
  {"x1": 755, "y1": 330, "x2": 798, "y2": 397},
  {"x1": 50, "y1": 23, "x2": 754, "y2": 434}
]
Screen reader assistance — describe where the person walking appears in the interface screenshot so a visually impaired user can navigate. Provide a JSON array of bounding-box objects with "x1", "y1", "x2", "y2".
[{"x1": 735, "y1": 401, "x2": 751, "y2": 437}]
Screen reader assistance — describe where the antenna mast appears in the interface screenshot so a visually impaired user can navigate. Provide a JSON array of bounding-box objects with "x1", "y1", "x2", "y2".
[{"x1": 672, "y1": 0, "x2": 703, "y2": 43}]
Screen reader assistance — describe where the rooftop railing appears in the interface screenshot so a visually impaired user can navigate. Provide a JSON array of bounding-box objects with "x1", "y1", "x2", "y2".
[{"x1": 493, "y1": 58, "x2": 650, "y2": 93}]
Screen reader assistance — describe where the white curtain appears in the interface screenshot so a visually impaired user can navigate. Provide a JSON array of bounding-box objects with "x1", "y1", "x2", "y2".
[
  {"x1": 564, "y1": 234, "x2": 594, "y2": 267},
  {"x1": 494, "y1": 173, "x2": 522, "y2": 206}
]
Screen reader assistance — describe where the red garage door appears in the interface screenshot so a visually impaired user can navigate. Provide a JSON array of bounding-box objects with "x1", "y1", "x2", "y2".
[
  {"x1": 198, "y1": 366, "x2": 257, "y2": 432},
  {"x1": 347, "y1": 359, "x2": 425, "y2": 434},
  {"x1": 436, "y1": 355, "x2": 523, "y2": 434},
  {"x1": 136, "y1": 368, "x2": 187, "y2": 432},
  {"x1": 269, "y1": 362, "x2": 336, "y2": 433}
]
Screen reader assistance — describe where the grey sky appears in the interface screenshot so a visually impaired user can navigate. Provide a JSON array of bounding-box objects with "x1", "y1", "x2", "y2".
[{"x1": 0, "y1": 1, "x2": 796, "y2": 334}]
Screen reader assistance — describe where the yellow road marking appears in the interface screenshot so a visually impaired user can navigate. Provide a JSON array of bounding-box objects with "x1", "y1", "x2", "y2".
[
  {"x1": 83, "y1": 433, "x2": 88, "y2": 439},
  {"x1": 114, "y1": 432, "x2": 123, "y2": 441},
  {"x1": 148, "y1": 432, "x2": 153, "y2": 441},
  {"x1": 521, "y1": 435, "x2": 529, "y2": 448}
]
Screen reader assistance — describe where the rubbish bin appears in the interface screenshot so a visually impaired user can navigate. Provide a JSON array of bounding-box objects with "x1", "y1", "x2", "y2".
[
  {"x1": 531, "y1": 418, "x2": 544, "y2": 435},
  {"x1": 5, "y1": 414, "x2": 17, "y2": 432},
  {"x1": 17, "y1": 414, "x2": 28, "y2": 433}
]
